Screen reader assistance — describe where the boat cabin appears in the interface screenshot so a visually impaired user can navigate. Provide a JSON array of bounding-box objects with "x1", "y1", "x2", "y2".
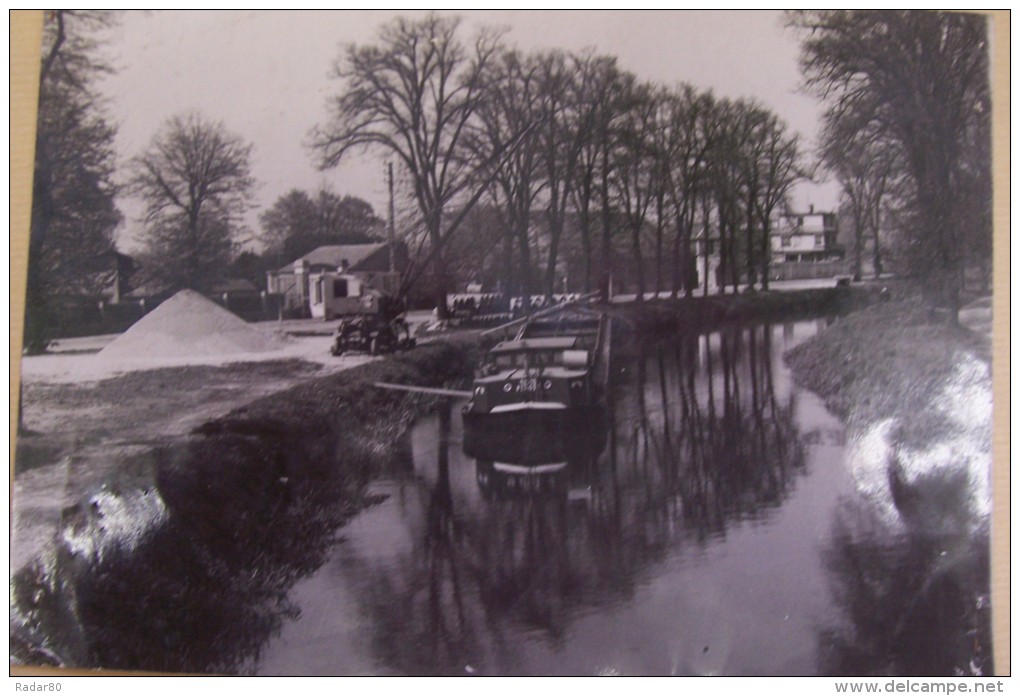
[{"x1": 483, "y1": 336, "x2": 591, "y2": 373}]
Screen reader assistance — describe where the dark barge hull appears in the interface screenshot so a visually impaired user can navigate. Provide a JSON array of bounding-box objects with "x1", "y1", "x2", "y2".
[{"x1": 461, "y1": 404, "x2": 606, "y2": 464}]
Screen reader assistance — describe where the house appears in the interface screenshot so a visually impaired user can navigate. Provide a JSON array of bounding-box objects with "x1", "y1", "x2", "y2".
[
  {"x1": 770, "y1": 207, "x2": 842, "y2": 264},
  {"x1": 265, "y1": 242, "x2": 408, "y2": 317}
]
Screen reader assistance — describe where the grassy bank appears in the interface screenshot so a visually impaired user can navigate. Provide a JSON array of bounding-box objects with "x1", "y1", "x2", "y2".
[
  {"x1": 785, "y1": 300, "x2": 994, "y2": 675},
  {"x1": 622, "y1": 286, "x2": 883, "y2": 336},
  {"x1": 11, "y1": 339, "x2": 477, "y2": 673},
  {"x1": 786, "y1": 300, "x2": 990, "y2": 440}
]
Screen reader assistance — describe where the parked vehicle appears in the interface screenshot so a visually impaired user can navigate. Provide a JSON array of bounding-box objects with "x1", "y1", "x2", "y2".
[{"x1": 331, "y1": 314, "x2": 415, "y2": 356}]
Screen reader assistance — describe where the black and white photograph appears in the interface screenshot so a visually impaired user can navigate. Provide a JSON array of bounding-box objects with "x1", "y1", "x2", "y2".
[{"x1": 10, "y1": 10, "x2": 1002, "y2": 678}]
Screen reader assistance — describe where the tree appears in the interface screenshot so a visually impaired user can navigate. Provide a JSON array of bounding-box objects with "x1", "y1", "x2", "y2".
[
  {"x1": 748, "y1": 110, "x2": 802, "y2": 290},
  {"x1": 467, "y1": 48, "x2": 545, "y2": 298},
  {"x1": 705, "y1": 98, "x2": 753, "y2": 293},
  {"x1": 821, "y1": 118, "x2": 897, "y2": 280},
  {"x1": 312, "y1": 14, "x2": 503, "y2": 318},
  {"x1": 532, "y1": 51, "x2": 594, "y2": 298},
  {"x1": 609, "y1": 80, "x2": 659, "y2": 301},
  {"x1": 130, "y1": 113, "x2": 255, "y2": 293},
  {"x1": 567, "y1": 53, "x2": 623, "y2": 295},
  {"x1": 662, "y1": 85, "x2": 716, "y2": 298},
  {"x1": 229, "y1": 251, "x2": 269, "y2": 290},
  {"x1": 789, "y1": 10, "x2": 991, "y2": 315},
  {"x1": 25, "y1": 10, "x2": 121, "y2": 352},
  {"x1": 259, "y1": 189, "x2": 382, "y2": 266}
]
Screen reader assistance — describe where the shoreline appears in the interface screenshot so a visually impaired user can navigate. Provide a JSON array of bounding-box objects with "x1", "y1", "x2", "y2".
[
  {"x1": 11, "y1": 339, "x2": 477, "y2": 671},
  {"x1": 15, "y1": 287, "x2": 973, "y2": 673},
  {"x1": 785, "y1": 299, "x2": 994, "y2": 675}
]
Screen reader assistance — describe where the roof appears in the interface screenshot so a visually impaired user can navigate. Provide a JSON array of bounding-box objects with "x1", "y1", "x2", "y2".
[{"x1": 277, "y1": 243, "x2": 388, "y2": 274}]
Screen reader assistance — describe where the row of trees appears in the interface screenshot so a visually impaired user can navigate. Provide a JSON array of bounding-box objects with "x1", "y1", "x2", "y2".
[
  {"x1": 26, "y1": 11, "x2": 992, "y2": 345},
  {"x1": 312, "y1": 14, "x2": 805, "y2": 317},
  {"x1": 790, "y1": 10, "x2": 993, "y2": 312}
]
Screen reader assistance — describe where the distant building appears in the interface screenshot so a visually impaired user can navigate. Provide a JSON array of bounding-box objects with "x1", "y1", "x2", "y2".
[
  {"x1": 265, "y1": 242, "x2": 408, "y2": 317},
  {"x1": 770, "y1": 207, "x2": 842, "y2": 264}
]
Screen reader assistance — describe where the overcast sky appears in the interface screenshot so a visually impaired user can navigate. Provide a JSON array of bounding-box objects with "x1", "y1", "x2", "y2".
[{"x1": 96, "y1": 10, "x2": 839, "y2": 252}]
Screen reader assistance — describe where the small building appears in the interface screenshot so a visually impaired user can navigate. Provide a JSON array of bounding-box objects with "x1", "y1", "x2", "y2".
[
  {"x1": 309, "y1": 273, "x2": 390, "y2": 320},
  {"x1": 265, "y1": 242, "x2": 407, "y2": 318},
  {"x1": 770, "y1": 207, "x2": 842, "y2": 264},
  {"x1": 210, "y1": 278, "x2": 267, "y2": 321}
]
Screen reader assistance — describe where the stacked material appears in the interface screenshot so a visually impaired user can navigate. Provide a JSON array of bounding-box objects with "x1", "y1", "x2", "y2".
[{"x1": 98, "y1": 289, "x2": 288, "y2": 360}]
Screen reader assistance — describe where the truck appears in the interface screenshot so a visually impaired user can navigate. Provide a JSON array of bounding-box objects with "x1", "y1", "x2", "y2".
[{"x1": 312, "y1": 273, "x2": 415, "y2": 356}]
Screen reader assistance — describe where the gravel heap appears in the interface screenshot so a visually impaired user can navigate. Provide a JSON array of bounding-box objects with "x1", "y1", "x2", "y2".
[{"x1": 98, "y1": 289, "x2": 288, "y2": 360}]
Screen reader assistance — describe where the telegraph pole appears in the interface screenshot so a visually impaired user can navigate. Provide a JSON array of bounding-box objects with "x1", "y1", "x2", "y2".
[{"x1": 387, "y1": 162, "x2": 396, "y2": 274}]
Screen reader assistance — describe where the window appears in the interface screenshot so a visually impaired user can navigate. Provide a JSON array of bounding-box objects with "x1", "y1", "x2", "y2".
[
  {"x1": 815, "y1": 234, "x2": 823, "y2": 247},
  {"x1": 313, "y1": 279, "x2": 322, "y2": 304},
  {"x1": 333, "y1": 279, "x2": 349, "y2": 298}
]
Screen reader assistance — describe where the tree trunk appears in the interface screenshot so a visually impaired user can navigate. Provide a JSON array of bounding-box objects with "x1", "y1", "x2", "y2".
[
  {"x1": 579, "y1": 206, "x2": 593, "y2": 294},
  {"x1": 24, "y1": 157, "x2": 55, "y2": 354},
  {"x1": 517, "y1": 227, "x2": 532, "y2": 300},
  {"x1": 759, "y1": 217, "x2": 771, "y2": 291},
  {"x1": 631, "y1": 220, "x2": 644, "y2": 301},
  {"x1": 671, "y1": 213, "x2": 682, "y2": 299},
  {"x1": 870, "y1": 219, "x2": 884, "y2": 278},
  {"x1": 654, "y1": 193, "x2": 664, "y2": 297},
  {"x1": 744, "y1": 195, "x2": 757, "y2": 289},
  {"x1": 544, "y1": 210, "x2": 563, "y2": 298},
  {"x1": 599, "y1": 140, "x2": 612, "y2": 303},
  {"x1": 429, "y1": 209, "x2": 449, "y2": 320}
]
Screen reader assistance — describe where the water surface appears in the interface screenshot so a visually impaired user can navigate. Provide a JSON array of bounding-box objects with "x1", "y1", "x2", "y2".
[{"x1": 256, "y1": 318, "x2": 987, "y2": 675}]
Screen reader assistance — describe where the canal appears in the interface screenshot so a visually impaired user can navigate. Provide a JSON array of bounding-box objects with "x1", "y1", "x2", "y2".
[{"x1": 253, "y1": 317, "x2": 985, "y2": 676}]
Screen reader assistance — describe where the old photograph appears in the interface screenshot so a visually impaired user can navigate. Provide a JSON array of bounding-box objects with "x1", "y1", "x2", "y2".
[{"x1": 10, "y1": 10, "x2": 1000, "y2": 677}]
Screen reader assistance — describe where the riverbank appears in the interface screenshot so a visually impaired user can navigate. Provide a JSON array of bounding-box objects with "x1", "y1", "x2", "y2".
[
  {"x1": 786, "y1": 299, "x2": 991, "y2": 438},
  {"x1": 11, "y1": 339, "x2": 476, "y2": 672},
  {"x1": 785, "y1": 299, "x2": 994, "y2": 675},
  {"x1": 620, "y1": 285, "x2": 885, "y2": 336},
  {"x1": 12, "y1": 286, "x2": 932, "y2": 674}
]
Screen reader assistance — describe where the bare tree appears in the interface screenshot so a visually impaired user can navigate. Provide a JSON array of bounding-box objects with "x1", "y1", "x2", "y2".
[
  {"x1": 533, "y1": 51, "x2": 593, "y2": 298},
  {"x1": 662, "y1": 85, "x2": 716, "y2": 298},
  {"x1": 131, "y1": 113, "x2": 255, "y2": 292},
  {"x1": 706, "y1": 98, "x2": 754, "y2": 293},
  {"x1": 821, "y1": 119, "x2": 897, "y2": 280},
  {"x1": 750, "y1": 110, "x2": 802, "y2": 290},
  {"x1": 467, "y1": 48, "x2": 545, "y2": 299},
  {"x1": 568, "y1": 53, "x2": 620, "y2": 294},
  {"x1": 607, "y1": 76, "x2": 655, "y2": 300},
  {"x1": 312, "y1": 14, "x2": 503, "y2": 318},
  {"x1": 789, "y1": 10, "x2": 991, "y2": 315}
]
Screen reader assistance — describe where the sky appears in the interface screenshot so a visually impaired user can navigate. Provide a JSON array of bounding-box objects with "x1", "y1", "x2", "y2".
[{"x1": 94, "y1": 10, "x2": 840, "y2": 252}]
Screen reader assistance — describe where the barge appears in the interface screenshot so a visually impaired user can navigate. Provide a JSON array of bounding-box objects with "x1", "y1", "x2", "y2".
[{"x1": 462, "y1": 305, "x2": 610, "y2": 464}]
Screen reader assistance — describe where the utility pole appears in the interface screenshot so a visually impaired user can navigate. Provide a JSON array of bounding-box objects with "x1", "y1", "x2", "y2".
[{"x1": 387, "y1": 162, "x2": 396, "y2": 274}]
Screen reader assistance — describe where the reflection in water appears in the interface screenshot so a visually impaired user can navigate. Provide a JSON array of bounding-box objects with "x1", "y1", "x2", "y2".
[
  {"x1": 257, "y1": 318, "x2": 989, "y2": 675},
  {"x1": 609, "y1": 326, "x2": 806, "y2": 543},
  {"x1": 291, "y1": 321, "x2": 818, "y2": 675},
  {"x1": 819, "y1": 479, "x2": 993, "y2": 675}
]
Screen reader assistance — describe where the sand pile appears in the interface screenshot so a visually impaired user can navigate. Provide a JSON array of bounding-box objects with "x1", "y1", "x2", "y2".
[{"x1": 98, "y1": 290, "x2": 289, "y2": 361}]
